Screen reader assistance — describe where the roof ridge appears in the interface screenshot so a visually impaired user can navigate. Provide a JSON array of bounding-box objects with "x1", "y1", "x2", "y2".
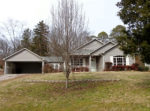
[
  {"x1": 3, "y1": 48, "x2": 44, "y2": 61},
  {"x1": 90, "y1": 42, "x2": 116, "y2": 55},
  {"x1": 103, "y1": 44, "x2": 119, "y2": 54},
  {"x1": 76, "y1": 39, "x2": 104, "y2": 50}
]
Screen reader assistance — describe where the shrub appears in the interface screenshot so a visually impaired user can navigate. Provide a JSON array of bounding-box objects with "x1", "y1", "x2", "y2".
[
  {"x1": 132, "y1": 63, "x2": 139, "y2": 71},
  {"x1": 144, "y1": 66, "x2": 149, "y2": 71},
  {"x1": 42, "y1": 64, "x2": 54, "y2": 73},
  {"x1": 117, "y1": 65, "x2": 125, "y2": 71},
  {"x1": 80, "y1": 67, "x2": 85, "y2": 72},
  {"x1": 138, "y1": 66, "x2": 149, "y2": 71},
  {"x1": 126, "y1": 65, "x2": 132, "y2": 71},
  {"x1": 71, "y1": 67, "x2": 89, "y2": 72},
  {"x1": 59, "y1": 67, "x2": 63, "y2": 72},
  {"x1": 112, "y1": 65, "x2": 126, "y2": 71},
  {"x1": 85, "y1": 67, "x2": 89, "y2": 72},
  {"x1": 104, "y1": 62, "x2": 112, "y2": 71}
]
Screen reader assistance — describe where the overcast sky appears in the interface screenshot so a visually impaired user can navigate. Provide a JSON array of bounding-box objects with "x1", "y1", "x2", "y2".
[{"x1": 0, "y1": 0, "x2": 124, "y2": 36}]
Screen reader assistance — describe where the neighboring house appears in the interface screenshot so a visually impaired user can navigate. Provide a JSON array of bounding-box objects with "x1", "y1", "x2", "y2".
[
  {"x1": 145, "y1": 63, "x2": 150, "y2": 69},
  {"x1": 3, "y1": 39, "x2": 135, "y2": 74},
  {"x1": 3, "y1": 49, "x2": 62, "y2": 74}
]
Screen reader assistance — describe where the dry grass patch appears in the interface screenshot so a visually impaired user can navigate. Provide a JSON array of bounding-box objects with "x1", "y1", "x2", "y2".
[{"x1": 0, "y1": 71, "x2": 150, "y2": 111}]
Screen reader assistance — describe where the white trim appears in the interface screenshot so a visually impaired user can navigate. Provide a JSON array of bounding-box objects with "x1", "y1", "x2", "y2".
[
  {"x1": 126, "y1": 56, "x2": 129, "y2": 65},
  {"x1": 110, "y1": 56, "x2": 113, "y2": 64},
  {"x1": 145, "y1": 63, "x2": 150, "y2": 66},
  {"x1": 113, "y1": 55, "x2": 126, "y2": 66},
  {"x1": 103, "y1": 55, "x2": 105, "y2": 69}
]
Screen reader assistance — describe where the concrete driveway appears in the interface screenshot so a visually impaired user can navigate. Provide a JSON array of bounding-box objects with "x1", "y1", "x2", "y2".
[{"x1": 0, "y1": 74, "x2": 26, "y2": 81}]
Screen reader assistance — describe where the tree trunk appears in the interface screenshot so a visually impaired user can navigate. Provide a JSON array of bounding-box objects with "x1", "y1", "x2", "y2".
[{"x1": 66, "y1": 77, "x2": 68, "y2": 89}]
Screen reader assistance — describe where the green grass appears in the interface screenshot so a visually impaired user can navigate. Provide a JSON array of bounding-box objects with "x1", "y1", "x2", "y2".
[{"x1": 0, "y1": 71, "x2": 150, "y2": 111}]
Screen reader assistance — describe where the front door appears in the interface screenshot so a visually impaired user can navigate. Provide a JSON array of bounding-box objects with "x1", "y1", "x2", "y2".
[{"x1": 91, "y1": 58, "x2": 96, "y2": 72}]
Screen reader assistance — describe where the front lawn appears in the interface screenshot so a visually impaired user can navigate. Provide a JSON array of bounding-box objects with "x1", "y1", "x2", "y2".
[{"x1": 0, "y1": 72, "x2": 150, "y2": 111}]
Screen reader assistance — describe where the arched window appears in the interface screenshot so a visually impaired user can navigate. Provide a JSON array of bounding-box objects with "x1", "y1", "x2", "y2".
[{"x1": 113, "y1": 55, "x2": 126, "y2": 66}]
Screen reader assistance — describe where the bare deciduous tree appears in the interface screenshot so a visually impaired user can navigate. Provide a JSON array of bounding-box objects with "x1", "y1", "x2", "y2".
[
  {"x1": 0, "y1": 38, "x2": 12, "y2": 58},
  {"x1": 0, "y1": 18, "x2": 26, "y2": 53},
  {"x1": 49, "y1": 0, "x2": 90, "y2": 88}
]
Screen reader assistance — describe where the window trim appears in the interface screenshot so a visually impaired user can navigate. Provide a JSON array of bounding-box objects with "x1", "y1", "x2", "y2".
[
  {"x1": 71, "y1": 58, "x2": 83, "y2": 67},
  {"x1": 112, "y1": 55, "x2": 126, "y2": 66}
]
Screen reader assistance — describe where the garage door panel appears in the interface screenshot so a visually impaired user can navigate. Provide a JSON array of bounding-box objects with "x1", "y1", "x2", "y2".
[{"x1": 15, "y1": 62, "x2": 42, "y2": 74}]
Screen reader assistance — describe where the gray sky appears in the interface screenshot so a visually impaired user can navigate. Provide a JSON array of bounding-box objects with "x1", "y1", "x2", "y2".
[{"x1": 0, "y1": 0, "x2": 124, "y2": 36}]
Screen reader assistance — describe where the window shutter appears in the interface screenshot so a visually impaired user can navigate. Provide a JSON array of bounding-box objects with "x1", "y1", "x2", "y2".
[
  {"x1": 126, "y1": 56, "x2": 129, "y2": 65},
  {"x1": 110, "y1": 56, "x2": 113, "y2": 63}
]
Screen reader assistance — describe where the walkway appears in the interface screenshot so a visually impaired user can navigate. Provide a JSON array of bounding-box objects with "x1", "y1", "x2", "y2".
[{"x1": 0, "y1": 74, "x2": 26, "y2": 81}]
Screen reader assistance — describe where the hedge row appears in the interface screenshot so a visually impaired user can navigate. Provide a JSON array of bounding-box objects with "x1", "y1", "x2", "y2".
[
  {"x1": 72, "y1": 67, "x2": 89, "y2": 72},
  {"x1": 104, "y1": 63, "x2": 141, "y2": 71}
]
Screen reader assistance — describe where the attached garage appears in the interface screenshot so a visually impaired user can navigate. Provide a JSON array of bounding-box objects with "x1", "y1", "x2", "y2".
[{"x1": 3, "y1": 48, "x2": 45, "y2": 74}]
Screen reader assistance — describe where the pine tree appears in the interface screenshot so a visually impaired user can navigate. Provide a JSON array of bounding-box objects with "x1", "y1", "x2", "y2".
[
  {"x1": 109, "y1": 25, "x2": 126, "y2": 43},
  {"x1": 97, "y1": 31, "x2": 109, "y2": 44},
  {"x1": 21, "y1": 28, "x2": 32, "y2": 50},
  {"x1": 116, "y1": 0, "x2": 150, "y2": 63},
  {"x1": 32, "y1": 20, "x2": 49, "y2": 56}
]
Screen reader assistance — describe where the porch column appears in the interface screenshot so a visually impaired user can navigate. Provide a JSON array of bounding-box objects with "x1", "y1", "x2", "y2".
[
  {"x1": 103, "y1": 55, "x2": 105, "y2": 70},
  {"x1": 4, "y1": 61, "x2": 7, "y2": 74},
  {"x1": 89, "y1": 56, "x2": 91, "y2": 72},
  {"x1": 42, "y1": 61, "x2": 44, "y2": 73}
]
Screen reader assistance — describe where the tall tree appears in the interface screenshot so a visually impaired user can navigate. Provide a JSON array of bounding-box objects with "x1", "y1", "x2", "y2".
[
  {"x1": 109, "y1": 25, "x2": 126, "y2": 43},
  {"x1": 0, "y1": 38, "x2": 12, "y2": 58},
  {"x1": 49, "y1": 0, "x2": 89, "y2": 88},
  {"x1": 21, "y1": 28, "x2": 32, "y2": 50},
  {"x1": 0, "y1": 18, "x2": 26, "y2": 53},
  {"x1": 97, "y1": 31, "x2": 109, "y2": 44},
  {"x1": 32, "y1": 20, "x2": 49, "y2": 56},
  {"x1": 116, "y1": 0, "x2": 150, "y2": 63}
]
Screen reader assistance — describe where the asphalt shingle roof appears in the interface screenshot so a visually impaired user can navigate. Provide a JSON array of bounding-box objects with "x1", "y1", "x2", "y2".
[
  {"x1": 42, "y1": 57, "x2": 62, "y2": 62},
  {"x1": 72, "y1": 49, "x2": 94, "y2": 55}
]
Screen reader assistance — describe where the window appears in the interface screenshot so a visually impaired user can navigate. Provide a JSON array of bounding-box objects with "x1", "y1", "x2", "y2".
[
  {"x1": 71, "y1": 59, "x2": 83, "y2": 66},
  {"x1": 113, "y1": 56, "x2": 126, "y2": 66}
]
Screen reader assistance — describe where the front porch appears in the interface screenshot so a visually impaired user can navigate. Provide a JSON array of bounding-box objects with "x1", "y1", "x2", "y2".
[{"x1": 71, "y1": 55, "x2": 103, "y2": 72}]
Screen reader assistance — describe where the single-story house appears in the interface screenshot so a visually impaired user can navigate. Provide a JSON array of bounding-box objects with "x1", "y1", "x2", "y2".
[
  {"x1": 3, "y1": 39, "x2": 135, "y2": 74},
  {"x1": 71, "y1": 39, "x2": 135, "y2": 72}
]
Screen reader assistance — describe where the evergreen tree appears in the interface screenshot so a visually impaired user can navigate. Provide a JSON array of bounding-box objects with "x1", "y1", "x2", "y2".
[
  {"x1": 97, "y1": 31, "x2": 109, "y2": 44},
  {"x1": 109, "y1": 25, "x2": 126, "y2": 43},
  {"x1": 117, "y1": 0, "x2": 150, "y2": 63},
  {"x1": 32, "y1": 20, "x2": 49, "y2": 56},
  {"x1": 21, "y1": 28, "x2": 32, "y2": 50}
]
